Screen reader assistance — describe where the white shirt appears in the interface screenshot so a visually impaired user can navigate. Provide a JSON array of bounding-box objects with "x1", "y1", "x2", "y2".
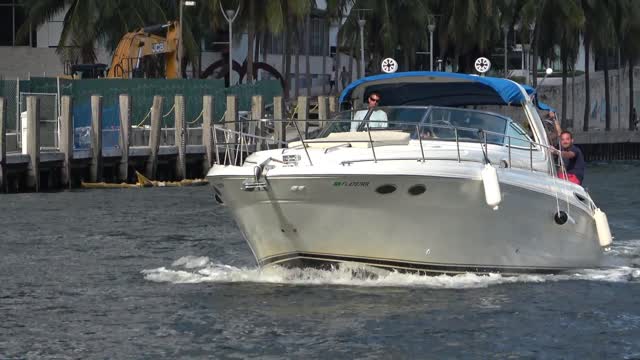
[{"x1": 350, "y1": 109, "x2": 388, "y2": 132}]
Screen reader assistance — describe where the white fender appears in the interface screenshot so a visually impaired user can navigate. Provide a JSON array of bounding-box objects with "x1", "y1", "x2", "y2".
[
  {"x1": 482, "y1": 164, "x2": 502, "y2": 209},
  {"x1": 593, "y1": 208, "x2": 613, "y2": 247}
]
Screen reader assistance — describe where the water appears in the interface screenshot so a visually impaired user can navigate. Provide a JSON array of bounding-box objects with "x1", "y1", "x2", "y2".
[{"x1": 1, "y1": 162, "x2": 640, "y2": 359}]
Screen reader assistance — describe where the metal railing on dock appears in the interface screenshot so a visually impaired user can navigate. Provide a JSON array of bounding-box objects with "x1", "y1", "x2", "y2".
[
  {"x1": 0, "y1": 93, "x2": 338, "y2": 192},
  {"x1": 2, "y1": 91, "x2": 638, "y2": 194}
]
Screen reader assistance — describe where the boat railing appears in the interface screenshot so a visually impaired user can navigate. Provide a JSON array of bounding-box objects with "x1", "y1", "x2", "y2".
[
  {"x1": 212, "y1": 118, "x2": 561, "y2": 176},
  {"x1": 208, "y1": 122, "x2": 288, "y2": 166}
]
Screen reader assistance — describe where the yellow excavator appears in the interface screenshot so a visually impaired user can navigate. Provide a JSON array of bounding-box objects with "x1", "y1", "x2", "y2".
[{"x1": 68, "y1": 21, "x2": 180, "y2": 79}]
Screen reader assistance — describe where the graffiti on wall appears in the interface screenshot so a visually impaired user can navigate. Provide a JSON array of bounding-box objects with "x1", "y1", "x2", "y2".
[{"x1": 591, "y1": 97, "x2": 620, "y2": 124}]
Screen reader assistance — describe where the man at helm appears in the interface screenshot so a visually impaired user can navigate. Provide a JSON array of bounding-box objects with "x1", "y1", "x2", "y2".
[{"x1": 350, "y1": 91, "x2": 388, "y2": 131}]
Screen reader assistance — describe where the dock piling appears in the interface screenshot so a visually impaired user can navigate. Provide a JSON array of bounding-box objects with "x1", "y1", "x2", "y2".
[
  {"x1": 26, "y1": 96, "x2": 40, "y2": 191},
  {"x1": 225, "y1": 95, "x2": 238, "y2": 133},
  {"x1": 59, "y1": 96, "x2": 73, "y2": 188},
  {"x1": 118, "y1": 94, "x2": 131, "y2": 182},
  {"x1": 297, "y1": 96, "x2": 309, "y2": 139},
  {"x1": 329, "y1": 96, "x2": 338, "y2": 115},
  {"x1": 202, "y1": 95, "x2": 215, "y2": 168},
  {"x1": 251, "y1": 95, "x2": 264, "y2": 151},
  {"x1": 145, "y1": 95, "x2": 163, "y2": 179},
  {"x1": 90, "y1": 95, "x2": 103, "y2": 182},
  {"x1": 273, "y1": 96, "x2": 285, "y2": 147},
  {"x1": 318, "y1": 96, "x2": 329, "y2": 129},
  {"x1": 0, "y1": 97, "x2": 6, "y2": 193},
  {"x1": 225, "y1": 95, "x2": 238, "y2": 164},
  {"x1": 174, "y1": 95, "x2": 187, "y2": 180}
]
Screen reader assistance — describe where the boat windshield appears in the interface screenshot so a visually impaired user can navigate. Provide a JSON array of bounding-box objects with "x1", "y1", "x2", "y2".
[
  {"x1": 319, "y1": 106, "x2": 529, "y2": 146},
  {"x1": 319, "y1": 106, "x2": 429, "y2": 135}
]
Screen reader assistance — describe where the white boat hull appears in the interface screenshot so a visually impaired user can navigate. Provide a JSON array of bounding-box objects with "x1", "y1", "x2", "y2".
[{"x1": 208, "y1": 162, "x2": 603, "y2": 274}]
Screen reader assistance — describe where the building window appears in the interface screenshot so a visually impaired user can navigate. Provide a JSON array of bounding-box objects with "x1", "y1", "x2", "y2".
[
  {"x1": 0, "y1": 1, "x2": 35, "y2": 46},
  {"x1": 267, "y1": 16, "x2": 328, "y2": 56}
]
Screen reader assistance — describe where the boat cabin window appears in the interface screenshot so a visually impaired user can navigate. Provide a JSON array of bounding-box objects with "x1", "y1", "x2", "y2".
[
  {"x1": 421, "y1": 107, "x2": 508, "y2": 145},
  {"x1": 505, "y1": 122, "x2": 534, "y2": 148}
]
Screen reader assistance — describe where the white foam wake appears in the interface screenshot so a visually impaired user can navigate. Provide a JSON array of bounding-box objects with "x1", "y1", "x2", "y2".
[{"x1": 142, "y1": 255, "x2": 640, "y2": 289}]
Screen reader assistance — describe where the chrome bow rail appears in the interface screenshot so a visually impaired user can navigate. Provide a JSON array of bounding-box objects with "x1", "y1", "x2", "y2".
[{"x1": 210, "y1": 117, "x2": 566, "y2": 177}]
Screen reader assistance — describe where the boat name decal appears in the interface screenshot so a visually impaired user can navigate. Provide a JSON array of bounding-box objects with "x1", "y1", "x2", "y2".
[{"x1": 333, "y1": 181, "x2": 370, "y2": 187}]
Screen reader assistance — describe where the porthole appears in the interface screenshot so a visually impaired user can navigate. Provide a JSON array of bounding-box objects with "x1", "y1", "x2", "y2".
[
  {"x1": 375, "y1": 184, "x2": 397, "y2": 194},
  {"x1": 574, "y1": 192, "x2": 587, "y2": 203},
  {"x1": 408, "y1": 184, "x2": 426, "y2": 195}
]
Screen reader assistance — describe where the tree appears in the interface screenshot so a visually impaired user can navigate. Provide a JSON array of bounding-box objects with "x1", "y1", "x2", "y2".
[
  {"x1": 327, "y1": 0, "x2": 353, "y2": 94},
  {"x1": 437, "y1": 0, "x2": 501, "y2": 73},
  {"x1": 19, "y1": 0, "x2": 203, "y2": 74},
  {"x1": 534, "y1": 0, "x2": 584, "y2": 126},
  {"x1": 582, "y1": 0, "x2": 616, "y2": 131},
  {"x1": 617, "y1": 0, "x2": 640, "y2": 130},
  {"x1": 340, "y1": 0, "x2": 431, "y2": 75},
  {"x1": 305, "y1": 13, "x2": 312, "y2": 96}
]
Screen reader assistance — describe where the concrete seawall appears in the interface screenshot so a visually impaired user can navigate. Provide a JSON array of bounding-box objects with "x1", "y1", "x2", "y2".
[{"x1": 536, "y1": 68, "x2": 640, "y2": 132}]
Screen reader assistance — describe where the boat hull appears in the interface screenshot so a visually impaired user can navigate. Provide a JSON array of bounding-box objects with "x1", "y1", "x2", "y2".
[{"x1": 209, "y1": 168, "x2": 603, "y2": 275}]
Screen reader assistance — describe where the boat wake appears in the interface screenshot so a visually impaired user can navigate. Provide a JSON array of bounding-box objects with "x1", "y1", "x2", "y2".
[{"x1": 142, "y1": 242, "x2": 640, "y2": 289}]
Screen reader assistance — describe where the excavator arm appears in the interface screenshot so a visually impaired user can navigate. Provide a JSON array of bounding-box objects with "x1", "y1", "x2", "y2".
[{"x1": 106, "y1": 21, "x2": 180, "y2": 79}]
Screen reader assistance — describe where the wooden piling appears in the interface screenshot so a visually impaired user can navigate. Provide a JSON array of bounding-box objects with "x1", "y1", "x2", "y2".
[
  {"x1": 90, "y1": 95, "x2": 103, "y2": 182},
  {"x1": 174, "y1": 95, "x2": 187, "y2": 180},
  {"x1": 145, "y1": 95, "x2": 163, "y2": 179},
  {"x1": 297, "y1": 96, "x2": 309, "y2": 139},
  {"x1": 273, "y1": 96, "x2": 286, "y2": 147},
  {"x1": 202, "y1": 95, "x2": 215, "y2": 169},
  {"x1": 225, "y1": 95, "x2": 238, "y2": 132},
  {"x1": 251, "y1": 95, "x2": 264, "y2": 150},
  {"x1": 26, "y1": 96, "x2": 40, "y2": 191},
  {"x1": 0, "y1": 97, "x2": 6, "y2": 193},
  {"x1": 118, "y1": 94, "x2": 131, "y2": 182},
  {"x1": 225, "y1": 95, "x2": 238, "y2": 164},
  {"x1": 317, "y1": 95, "x2": 329, "y2": 129},
  {"x1": 59, "y1": 96, "x2": 73, "y2": 188},
  {"x1": 329, "y1": 96, "x2": 338, "y2": 115}
]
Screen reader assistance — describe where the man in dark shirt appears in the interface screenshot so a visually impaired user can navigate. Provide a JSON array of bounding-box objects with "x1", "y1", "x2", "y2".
[{"x1": 554, "y1": 130, "x2": 585, "y2": 185}]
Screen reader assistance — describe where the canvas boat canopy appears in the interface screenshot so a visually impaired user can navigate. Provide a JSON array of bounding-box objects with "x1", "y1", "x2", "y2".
[{"x1": 339, "y1": 71, "x2": 553, "y2": 111}]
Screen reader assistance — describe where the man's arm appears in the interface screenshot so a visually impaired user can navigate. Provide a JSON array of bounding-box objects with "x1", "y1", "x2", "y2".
[
  {"x1": 553, "y1": 117, "x2": 562, "y2": 137},
  {"x1": 554, "y1": 148, "x2": 576, "y2": 159}
]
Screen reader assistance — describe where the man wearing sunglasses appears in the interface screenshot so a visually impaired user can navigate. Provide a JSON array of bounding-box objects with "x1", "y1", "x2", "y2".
[{"x1": 350, "y1": 91, "x2": 388, "y2": 132}]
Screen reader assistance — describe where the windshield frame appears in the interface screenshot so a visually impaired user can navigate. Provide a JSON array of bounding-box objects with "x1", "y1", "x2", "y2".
[{"x1": 319, "y1": 105, "x2": 521, "y2": 147}]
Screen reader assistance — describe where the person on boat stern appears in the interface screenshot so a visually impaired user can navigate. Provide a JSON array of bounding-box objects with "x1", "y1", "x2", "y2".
[
  {"x1": 553, "y1": 130, "x2": 585, "y2": 185},
  {"x1": 350, "y1": 91, "x2": 388, "y2": 131}
]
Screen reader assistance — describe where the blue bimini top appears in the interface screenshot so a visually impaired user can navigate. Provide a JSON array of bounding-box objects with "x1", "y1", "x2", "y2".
[{"x1": 339, "y1": 71, "x2": 554, "y2": 111}]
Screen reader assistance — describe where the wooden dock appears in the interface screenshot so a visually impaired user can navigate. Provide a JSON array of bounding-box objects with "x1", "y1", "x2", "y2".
[
  {"x1": 2, "y1": 92, "x2": 637, "y2": 193},
  {"x1": 0, "y1": 94, "x2": 338, "y2": 192}
]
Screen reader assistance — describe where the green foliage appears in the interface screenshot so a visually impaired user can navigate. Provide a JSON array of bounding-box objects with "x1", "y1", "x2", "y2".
[{"x1": 17, "y1": 0, "x2": 640, "y2": 77}]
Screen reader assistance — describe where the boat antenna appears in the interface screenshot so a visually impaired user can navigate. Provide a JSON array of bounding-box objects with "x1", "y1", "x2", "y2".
[{"x1": 534, "y1": 67, "x2": 553, "y2": 93}]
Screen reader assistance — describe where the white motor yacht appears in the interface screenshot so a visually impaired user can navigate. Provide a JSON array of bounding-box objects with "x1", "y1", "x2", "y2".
[{"x1": 207, "y1": 71, "x2": 612, "y2": 274}]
